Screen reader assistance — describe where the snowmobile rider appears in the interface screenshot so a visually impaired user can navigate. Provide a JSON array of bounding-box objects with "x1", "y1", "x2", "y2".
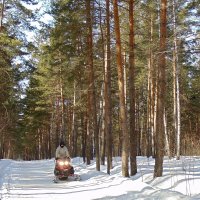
[
  {"x1": 55, "y1": 140, "x2": 74, "y2": 175},
  {"x1": 55, "y1": 140, "x2": 70, "y2": 159}
]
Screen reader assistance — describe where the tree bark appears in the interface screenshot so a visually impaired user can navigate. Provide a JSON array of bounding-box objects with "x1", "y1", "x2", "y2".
[
  {"x1": 98, "y1": 0, "x2": 106, "y2": 166},
  {"x1": 104, "y1": 0, "x2": 113, "y2": 175},
  {"x1": 147, "y1": 11, "x2": 155, "y2": 158},
  {"x1": 71, "y1": 81, "x2": 78, "y2": 157},
  {"x1": 113, "y1": 0, "x2": 129, "y2": 177},
  {"x1": 164, "y1": 109, "x2": 170, "y2": 157},
  {"x1": 172, "y1": 0, "x2": 181, "y2": 160},
  {"x1": 59, "y1": 63, "x2": 66, "y2": 141},
  {"x1": 154, "y1": 0, "x2": 167, "y2": 178},
  {"x1": 86, "y1": 0, "x2": 100, "y2": 171},
  {"x1": 81, "y1": 113, "x2": 87, "y2": 163},
  {"x1": 129, "y1": 0, "x2": 137, "y2": 176}
]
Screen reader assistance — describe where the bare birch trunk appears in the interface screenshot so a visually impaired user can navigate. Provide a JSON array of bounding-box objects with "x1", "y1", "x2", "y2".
[
  {"x1": 153, "y1": 83, "x2": 157, "y2": 158},
  {"x1": 147, "y1": 11, "x2": 157, "y2": 158},
  {"x1": 172, "y1": 0, "x2": 181, "y2": 160},
  {"x1": 164, "y1": 109, "x2": 170, "y2": 157}
]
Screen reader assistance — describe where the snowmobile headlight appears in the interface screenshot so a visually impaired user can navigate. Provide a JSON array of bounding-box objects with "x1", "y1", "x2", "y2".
[
  {"x1": 59, "y1": 161, "x2": 65, "y2": 166},
  {"x1": 64, "y1": 161, "x2": 69, "y2": 165}
]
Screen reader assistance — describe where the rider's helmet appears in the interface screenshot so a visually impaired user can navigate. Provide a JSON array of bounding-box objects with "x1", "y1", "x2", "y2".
[{"x1": 59, "y1": 140, "x2": 65, "y2": 148}]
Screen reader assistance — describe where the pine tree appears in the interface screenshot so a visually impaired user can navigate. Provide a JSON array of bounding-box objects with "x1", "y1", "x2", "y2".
[
  {"x1": 113, "y1": 0, "x2": 129, "y2": 177},
  {"x1": 0, "y1": 0, "x2": 37, "y2": 158},
  {"x1": 154, "y1": 0, "x2": 167, "y2": 178}
]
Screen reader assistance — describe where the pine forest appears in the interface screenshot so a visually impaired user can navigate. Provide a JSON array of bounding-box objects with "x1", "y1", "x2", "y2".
[{"x1": 0, "y1": 0, "x2": 199, "y2": 177}]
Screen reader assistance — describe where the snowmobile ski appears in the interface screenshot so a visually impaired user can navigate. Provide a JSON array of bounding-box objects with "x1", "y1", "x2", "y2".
[{"x1": 53, "y1": 174, "x2": 80, "y2": 183}]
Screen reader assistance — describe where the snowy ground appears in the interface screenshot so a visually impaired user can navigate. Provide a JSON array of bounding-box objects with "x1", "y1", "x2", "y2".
[{"x1": 1, "y1": 156, "x2": 200, "y2": 200}]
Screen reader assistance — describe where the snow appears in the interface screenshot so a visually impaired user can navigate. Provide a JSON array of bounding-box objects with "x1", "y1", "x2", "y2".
[{"x1": 1, "y1": 156, "x2": 200, "y2": 199}]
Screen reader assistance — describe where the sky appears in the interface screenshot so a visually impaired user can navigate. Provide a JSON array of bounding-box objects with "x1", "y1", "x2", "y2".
[
  {"x1": 23, "y1": 1, "x2": 53, "y2": 41},
  {"x1": 1, "y1": 156, "x2": 200, "y2": 200}
]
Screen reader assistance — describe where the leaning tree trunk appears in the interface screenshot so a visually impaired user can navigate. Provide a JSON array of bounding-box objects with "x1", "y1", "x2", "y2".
[
  {"x1": 113, "y1": 0, "x2": 129, "y2": 177},
  {"x1": 154, "y1": 0, "x2": 167, "y2": 178}
]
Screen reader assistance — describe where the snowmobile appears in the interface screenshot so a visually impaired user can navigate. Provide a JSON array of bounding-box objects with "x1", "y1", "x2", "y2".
[{"x1": 54, "y1": 157, "x2": 80, "y2": 183}]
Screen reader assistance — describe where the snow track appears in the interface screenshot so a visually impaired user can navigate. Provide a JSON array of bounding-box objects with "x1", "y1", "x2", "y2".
[
  {"x1": 0, "y1": 160, "x2": 13, "y2": 200},
  {"x1": 0, "y1": 159, "x2": 84, "y2": 199},
  {"x1": 0, "y1": 157, "x2": 199, "y2": 199}
]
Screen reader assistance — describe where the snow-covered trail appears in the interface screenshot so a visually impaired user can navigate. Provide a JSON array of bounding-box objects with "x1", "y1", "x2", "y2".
[
  {"x1": 0, "y1": 159, "x2": 138, "y2": 200},
  {"x1": 0, "y1": 159, "x2": 54, "y2": 199},
  {"x1": 0, "y1": 159, "x2": 13, "y2": 199},
  {"x1": 0, "y1": 157, "x2": 199, "y2": 199},
  {"x1": 0, "y1": 159, "x2": 130, "y2": 200}
]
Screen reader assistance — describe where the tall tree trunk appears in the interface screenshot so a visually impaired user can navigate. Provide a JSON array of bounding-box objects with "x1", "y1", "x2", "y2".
[
  {"x1": 129, "y1": 0, "x2": 137, "y2": 176},
  {"x1": 48, "y1": 125, "x2": 52, "y2": 159},
  {"x1": 86, "y1": 115, "x2": 91, "y2": 165},
  {"x1": 153, "y1": 81, "x2": 157, "y2": 158},
  {"x1": 98, "y1": 0, "x2": 106, "y2": 166},
  {"x1": 71, "y1": 81, "x2": 78, "y2": 157},
  {"x1": 49, "y1": 109, "x2": 55, "y2": 158},
  {"x1": 81, "y1": 113, "x2": 86, "y2": 163},
  {"x1": 147, "y1": 52, "x2": 152, "y2": 157},
  {"x1": 104, "y1": 0, "x2": 113, "y2": 175},
  {"x1": 100, "y1": 85, "x2": 105, "y2": 165},
  {"x1": 113, "y1": 0, "x2": 129, "y2": 177},
  {"x1": 154, "y1": 0, "x2": 167, "y2": 178},
  {"x1": 172, "y1": 0, "x2": 181, "y2": 160},
  {"x1": 59, "y1": 56, "x2": 66, "y2": 141},
  {"x1": 164, "y1": 109, "x2": 170, "y2": 157},
  {"x1": 147, "y1": 11, "x2": 155, "y2": 158},
  {"x1": 123, "y1": 50, "x2": 127, "y2": 107},
  {"x1": 86, "y1": 0, "x2": 100, "y2": 171},
  {"x1": 150, "y1": 2, "x2": 158, "y2": 159}
]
